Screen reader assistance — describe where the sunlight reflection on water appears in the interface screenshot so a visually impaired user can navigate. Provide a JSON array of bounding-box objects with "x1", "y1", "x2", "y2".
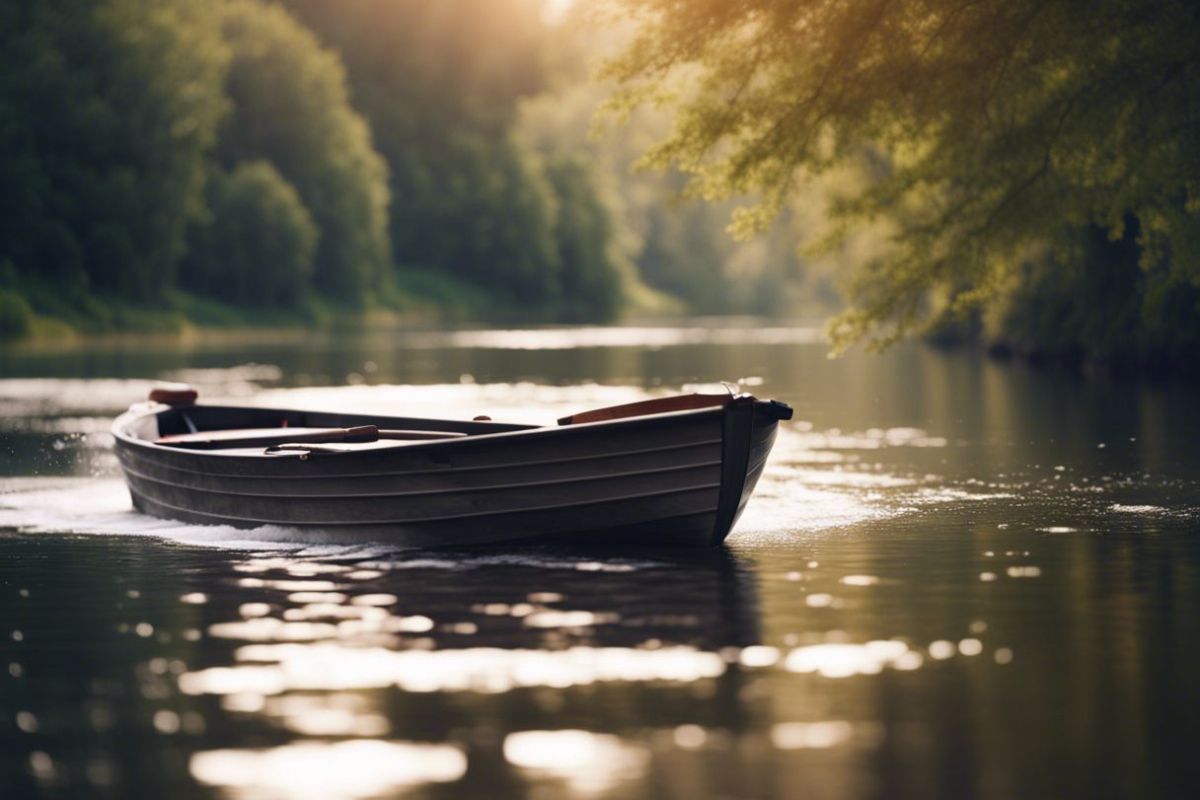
[
  {"x1": 439, "y1": 325, "x2": 826, "y2": 350},
  {"x1": 5, "y1": 334, "x2": 1200, "y2": 800},
  {"x1": 503, "y1": 729, "x2": 650, "y2": 795},
  {"x1": 189, "y1": 740, "x2": 467, "y2": 800}
]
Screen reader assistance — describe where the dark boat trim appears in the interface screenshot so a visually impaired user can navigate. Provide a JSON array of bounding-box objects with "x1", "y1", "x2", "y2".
[
  {"x1": 116, "y1": 458, "x2": 723, "y2": 500},
  {"x1": 125, "y1": 480, "x2": 721, "y2": 526},
  {"x1": 115, "y1": 435, "x2": 723, "y2": 480}
]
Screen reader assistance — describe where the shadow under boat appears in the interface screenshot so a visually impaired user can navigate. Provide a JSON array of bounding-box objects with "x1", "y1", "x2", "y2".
[{"x1": 200, "y1": 542, "x2": 762, "y2": 653}]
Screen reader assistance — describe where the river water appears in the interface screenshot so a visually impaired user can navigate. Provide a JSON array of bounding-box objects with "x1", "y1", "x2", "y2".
[{"x1": 1, "y1": 322, "x2": 1198, "y2": 799}]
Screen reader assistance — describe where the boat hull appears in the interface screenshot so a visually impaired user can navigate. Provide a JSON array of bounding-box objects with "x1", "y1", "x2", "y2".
[{"x1": 112, "y1": 397, "x2": 787, "y2": 548}]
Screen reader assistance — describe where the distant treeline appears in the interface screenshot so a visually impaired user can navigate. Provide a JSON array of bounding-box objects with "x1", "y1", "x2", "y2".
[{"x1": 0, "y1": 0, "x2": 644, "y2": 337}]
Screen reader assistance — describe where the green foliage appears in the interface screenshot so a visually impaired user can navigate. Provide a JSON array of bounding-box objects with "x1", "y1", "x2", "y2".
[
  {"x1": 184, "y1": 160, "x2": 317, "y2": 308},
  {"x1": 546, "y1": 157, "x2": 625, "y2": 321},
  {"x1": 216, "y1": 0, "x2": 390, "y2": 303},
  {"x1": 0, "y1": 0, "x2": 228, "y2": 303},
  {"x1": 0, "y1": 0, "x2": 711, "y2": 338},
  {"x1": 419, "y1": 133, "x2": 563, "y2": 306},
  {"x1": 282, "y1": 0, "x2": 618, "y2": 317},
  {"x1": 985, "y1": 222, "x2": 1200, "y2": 370},
  {"x1": 519, "y1": 10, "x2": 841, "y2": 319},
  {"x1": 0, "y1": 289, "x2": 34, "y2": 340},
  {"x1": 605, "y1": 0, "x2": 1200, "y2": 360},
  {"x1": 389, "y1": 268, "x2": 495, "y2": 319}
]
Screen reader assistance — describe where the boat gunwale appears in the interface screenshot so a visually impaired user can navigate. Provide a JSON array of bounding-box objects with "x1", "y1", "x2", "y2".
[{"x1": 111, "y1": 401, "x2": 732, "y2": 462}]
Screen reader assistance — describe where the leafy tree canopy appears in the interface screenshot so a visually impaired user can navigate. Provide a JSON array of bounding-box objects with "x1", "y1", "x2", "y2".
[
  {"x1": 603, "y1": 0, "x2": 1200, "y2": 350},
  {"x1": 184, "y1": 160, "x2": 317, "y2": 308},
  {"x1": 284, "y1": 0, "x2": 620, "y2": 316},
  {"x1": 217, "y1": 0, "x2": 391, "y2": 303},
  {"x1": 0, "y1": 0, "x2": 227, "y2": 303}
]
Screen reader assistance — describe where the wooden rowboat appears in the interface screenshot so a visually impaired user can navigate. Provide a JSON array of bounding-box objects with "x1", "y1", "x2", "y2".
[{"x1": 111, "y1": 388, "x2": 792, "y2": 548}]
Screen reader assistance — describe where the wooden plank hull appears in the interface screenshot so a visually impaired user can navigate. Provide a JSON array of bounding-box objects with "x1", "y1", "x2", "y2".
[{"x1": 112, "y1": 396, "x2": 789, "y2": 548}]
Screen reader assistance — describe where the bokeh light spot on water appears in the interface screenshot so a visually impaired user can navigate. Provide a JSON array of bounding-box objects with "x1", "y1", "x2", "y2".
[
  {"x1": 739, "y1": 646, "x2": 782, "y2": 667},
  {"x1": 503, "y1": 729, "x2": 650, "y2": 795},
  {"x1": 287, "y1": 591, "x2": 346, "y2": 604},
  {"x1": 928, "y1": 641, "x2": 956, "y2": 660},
  {"x1": 189, "y1": 740, "x2": 467, "y2": 800},
  {"x1": 28, "y1": 751, "x2": 55, "y2": 782},
  {"x1": 348, "y1": 593, "x2": 398, "y2": 607},
  {"x1": 783, "y1": 641, "x2": 913, "y2": 678},
  {"x1": 770, "y1": 721, "x2": 856, "y2": 749},
  {"x1": 524, "y1": 610, "x2": 619, "y2": 628},
  {"x1": 180, "y1": 644, "x2": 730, "y2": 696},
  {"x1": 238, "y1": 602, "x2": 271, "y2": 618},
  {"x1": 152, "y1": 710, "x2": 180, "y2": 734},
  {"x1": 672, "y1": 724, "x2": 709, "y2": 749},
  {"x1": 958, "y1": 638, "x2": 983, "y2": 656},
  {"x1": 1109, "y1": 503, "x2": 1167, "y2": 514}
]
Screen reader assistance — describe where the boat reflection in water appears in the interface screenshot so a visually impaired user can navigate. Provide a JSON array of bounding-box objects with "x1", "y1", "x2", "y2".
[{"x1": 176, "y1": 544, "x2": 766, "y2": 800}]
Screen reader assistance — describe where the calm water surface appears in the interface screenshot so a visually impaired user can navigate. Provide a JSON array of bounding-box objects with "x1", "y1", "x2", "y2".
[{"x1": 1, "y1": 322, "x2": 1198, "y2": 799}]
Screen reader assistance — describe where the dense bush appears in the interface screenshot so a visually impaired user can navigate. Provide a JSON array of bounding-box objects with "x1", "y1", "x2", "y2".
[
  {"x1": 184, "y1": 161, "x2": 317, "y2": 308},
  {"x1": 984, "y1": 223, "x2": 1200, "y2": 372},
  {"x1": 546, "y1": 157, "x2": 624, "y2": 322},
  {"x1": 0, "y1": 0, "x2": 227, "y2": 305},
  {"x1": 283, "y1": 0, "x2": 616, "y2": 316},
  {"x1": 0, "y1": 289, "x2": 34, "y2": 340}
]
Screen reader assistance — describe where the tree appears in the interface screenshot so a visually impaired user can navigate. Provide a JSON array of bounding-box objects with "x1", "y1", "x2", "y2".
[
  {"x1": 282, "y1": 0, "x2": 567, "y2": 310},
  {"x1": 183, "y1": 160, "x2": 317, "y2": 308},
  {"x1": 546, "y1": 156, "x2": 625, "y2": 321},
  {"x1": 0, "y1": 0, "x2": 227, "y2": 304},
  {"x1": 604, "y1": 0, "x2": 1200, "y2": 354},
  {"x1": 216, "y1": 0, "x2": 390, "y2": 304}
]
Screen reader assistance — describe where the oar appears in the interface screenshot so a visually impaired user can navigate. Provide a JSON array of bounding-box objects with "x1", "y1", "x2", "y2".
[{"x1": 156, "y1": 425, "x2": 465, "y2": 450}]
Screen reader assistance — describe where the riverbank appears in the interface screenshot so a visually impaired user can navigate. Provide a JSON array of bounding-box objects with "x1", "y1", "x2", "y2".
[
  {"x1": 923, "y1": 316, "x2": 1200, "y2": 381},
  {"x1": 0, "y1": 264, "x2": 686, "y2": 348}
]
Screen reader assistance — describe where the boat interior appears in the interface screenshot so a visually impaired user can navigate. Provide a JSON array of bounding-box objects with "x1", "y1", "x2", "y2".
[
  {"x1": 120, "y1": 392, "x2": 739, "y2": 455},
  {"x1": 124, "y1": 404, "x2": 534, "y2": 453}
]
